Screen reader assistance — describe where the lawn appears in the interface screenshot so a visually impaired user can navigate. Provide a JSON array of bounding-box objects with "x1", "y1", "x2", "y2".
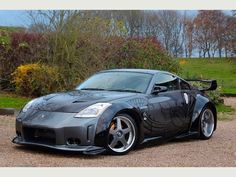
[
  {"x1": 216, "y1": 103, "x2": 235, "y2": 113},
  {"x1": 217, "y1": 104, "x2": 235, "y2": 121},
  {"x1": 178, "y1": 58, "x2": 236, "y2": 94},
  {"x1": 0, "y1": 92, "x2": 31, "y2": 109}
]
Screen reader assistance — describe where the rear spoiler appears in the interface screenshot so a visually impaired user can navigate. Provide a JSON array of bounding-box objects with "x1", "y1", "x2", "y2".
[{"x1": 186, "y1": 79, "x2": 217, "y2": 91}]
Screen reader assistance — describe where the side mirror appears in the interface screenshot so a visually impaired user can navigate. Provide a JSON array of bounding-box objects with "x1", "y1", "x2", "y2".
[{"x1": 151, "y1": 85, "x2": 168, "y2": 94}]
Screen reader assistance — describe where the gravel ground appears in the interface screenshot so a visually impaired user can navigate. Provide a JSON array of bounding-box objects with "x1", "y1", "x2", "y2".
[
  {"x1": 0, "y1": 97, "x2": 236, "y2": 167},
  {"x1": 223, "y1": 97, "x2": 236, "y2": 108}
]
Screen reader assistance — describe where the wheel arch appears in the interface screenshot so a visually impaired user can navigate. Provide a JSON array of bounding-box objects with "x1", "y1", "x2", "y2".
[
  {"x1": 189, "y1": 94, "x2": 217, "y2": 132},
  {"x1": 204, "y1": 102, "x2": 217, "y2": 131},
  {"x1": 115, "y1": 108, "x2": 144, "y2": 144},
  {"x1": 94, "y1": 102, "x2": 144, "y2": 147}
]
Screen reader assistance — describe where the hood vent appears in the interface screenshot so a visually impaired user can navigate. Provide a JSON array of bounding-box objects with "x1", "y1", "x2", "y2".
[{"x1": 72, "y1": 100, "x2": 86, "y2": 103}]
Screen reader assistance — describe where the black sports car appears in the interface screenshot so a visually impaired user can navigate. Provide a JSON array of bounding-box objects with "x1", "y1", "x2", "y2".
[{"x1": 12, "y1": 69, "x2": 217, "y2": 155}]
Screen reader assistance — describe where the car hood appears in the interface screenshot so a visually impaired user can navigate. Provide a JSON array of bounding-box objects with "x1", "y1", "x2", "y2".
[{"x1": 33, "y1": 90, "x2": 138, "y2": 113}]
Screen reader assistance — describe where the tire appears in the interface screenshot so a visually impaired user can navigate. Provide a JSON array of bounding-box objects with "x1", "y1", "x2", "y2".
[
  {"x1": 106, "y1": 114, "x2": 138, "y2": 155},
  {"x1": 199, "y1": 107, "x2": 215, "y2": 140}
]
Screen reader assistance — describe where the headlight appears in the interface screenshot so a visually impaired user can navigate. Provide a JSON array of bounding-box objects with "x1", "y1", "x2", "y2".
[
  {"x1": 22, "y1": 98, "x2": 38, "y2": 113},
  {"x1": 74, "y1": 103, "x2": 112, "y2": 118}
]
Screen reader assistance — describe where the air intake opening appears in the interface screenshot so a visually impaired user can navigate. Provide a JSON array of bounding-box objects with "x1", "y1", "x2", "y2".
[{"x1": 16, "y1": 131, "x2": 21, "y2": 138}]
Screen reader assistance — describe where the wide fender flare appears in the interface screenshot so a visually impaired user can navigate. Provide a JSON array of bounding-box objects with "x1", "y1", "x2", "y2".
[
  {"x1": 190, "y1": 94, "x2": 217, "y2": 132},
  {"x1": 94, "y1": 102, "x2": 144, "y2": 146}
]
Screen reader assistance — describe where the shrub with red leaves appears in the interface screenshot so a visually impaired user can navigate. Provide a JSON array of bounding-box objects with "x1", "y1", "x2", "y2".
[
  {"x1": 10, "y1": 32, "x2": 43, "y2": 48},
  {"x1": 105, "y1": 37, "x2": 179, "y2": 73},
  {"x1": 0, "y1": 31, "x2": 47, "y2": 90}
]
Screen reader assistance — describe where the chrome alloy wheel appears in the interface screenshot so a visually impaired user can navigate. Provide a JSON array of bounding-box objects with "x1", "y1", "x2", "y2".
[
  {"x1": 201, "y1": 109, "x2": 215, "y2": 138},
  {"x1": 108, "y1": 116, "x2": 136, "y2": 153}
]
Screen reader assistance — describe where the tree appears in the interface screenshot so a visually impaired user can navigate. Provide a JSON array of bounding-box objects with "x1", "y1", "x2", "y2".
[
  {"x1": 27, "y1": 10, "x2": 129, "y2": 88},
  {"x1": 183, "y1": 14, "x2": 194, "y2": 58},
  {"x1": 194, "y1": 11, "x2": 220, "y2": 58},
  {"x1": 92, "y1": 10, "x2": 188, "y2": 58},
  {"x1": 193, "y1": 10, "x2": 235, "y2": 58},
  {"x1": 211, "y1": 11, "x2": 226, "y2": 58},
  {"x1": 223, "y1": 15, "x2": 236, "y2": 57},
  {"x1": 153, "y1": 10, "x2": 185, "y2": 57},
  {"x1": 194, "y1": 11, "x2": 212, "y2": 58}
]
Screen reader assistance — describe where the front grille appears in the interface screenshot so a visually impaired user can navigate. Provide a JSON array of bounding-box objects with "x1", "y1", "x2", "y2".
[{"x1": 23, "y1": 127, "x2": 56, "y2": 145}]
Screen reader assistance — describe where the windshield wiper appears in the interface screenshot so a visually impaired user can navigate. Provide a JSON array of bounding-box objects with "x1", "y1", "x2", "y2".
[
  {"x1": 80, "y1": 88, "x2": 106, "y2": 91},
  {"x1": 108, "y1": 89, "x2": 142, "y2": 93}
]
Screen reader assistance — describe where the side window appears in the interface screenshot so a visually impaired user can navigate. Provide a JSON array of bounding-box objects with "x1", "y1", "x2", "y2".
[
  {"x1": 154, "y1": 73, "x2": 179, "y2": 91},
  {"x1": 180, "y1": 79, "x2": 191, "y2": 90}
]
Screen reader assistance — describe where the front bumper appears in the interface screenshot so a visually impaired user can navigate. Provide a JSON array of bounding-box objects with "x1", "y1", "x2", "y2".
[{"x1": 13, "y1": 110, "x2": 107, "y2": 155}]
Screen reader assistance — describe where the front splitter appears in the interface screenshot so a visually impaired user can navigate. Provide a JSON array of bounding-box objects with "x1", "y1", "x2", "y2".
[{"x1": 12, "y1": 137, "x2": 106, "y2": 155}]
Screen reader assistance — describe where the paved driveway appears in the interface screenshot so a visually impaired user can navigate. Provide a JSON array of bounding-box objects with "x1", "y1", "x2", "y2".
[{"x1": 0, "y1": 97, "x2": 235, "y2": 167}]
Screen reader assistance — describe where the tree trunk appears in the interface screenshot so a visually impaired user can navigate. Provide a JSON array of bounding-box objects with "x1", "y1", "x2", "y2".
[
  {"x1": 225, "y1": 47, "x2": 228, "y2": 58},
  {"x1": 219, "y1": 48, "x2": 222, "y2": 58},
  {"x1": 185, "y1": 47, "x2": 188, "y2": 58},
  {"x1": 207, "y1": 50, "x2": 211, "y2": 58},
  {"x1": 189, "y1": 48, "x2": 192, "y2": 58}
]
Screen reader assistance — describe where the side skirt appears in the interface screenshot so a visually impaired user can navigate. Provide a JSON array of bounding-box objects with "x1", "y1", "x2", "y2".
[
  {"x1": 140, "y1": 131, "x2": 199, "y2": 145},
  {"x1": 141, "y1": 136, "x2": 163, "y2": 144},
  {"x1": 174, "y1": 131, "x2": 199, "y2": 139}
]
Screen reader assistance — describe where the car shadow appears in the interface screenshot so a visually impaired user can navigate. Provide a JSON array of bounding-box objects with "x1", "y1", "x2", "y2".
[{"x1": 134, "y1": 137, "x2": 200, "y2": 152}]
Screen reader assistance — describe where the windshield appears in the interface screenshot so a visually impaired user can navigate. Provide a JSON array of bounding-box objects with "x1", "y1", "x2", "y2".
[{"x1": 76, "y1": 71, "x2": 153, "y2": 93}]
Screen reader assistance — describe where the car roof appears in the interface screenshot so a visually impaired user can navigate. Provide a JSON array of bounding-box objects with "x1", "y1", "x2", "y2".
[{"x1": 100, "y1": 69, "x2": 171, "y2": 75}]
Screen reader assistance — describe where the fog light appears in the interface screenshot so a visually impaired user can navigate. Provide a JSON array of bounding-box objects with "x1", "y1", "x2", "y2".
[
  {"x1": 67, "y1": 138, "x2": 74, "y2": 145},
  {"x1": 67, "y1": 138, "x2": 81, "y2": 145}
]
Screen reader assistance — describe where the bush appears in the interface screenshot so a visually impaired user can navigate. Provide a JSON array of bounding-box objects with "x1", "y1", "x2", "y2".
[
  {"x1": 206, "y1": 86, "x2": 224, "y2": 105},
  {"x1": 51, "y1": 36, "x2": 180, "y2": 90},
  {"x1": 12, "y1": 63, "x2": 62, "y2": 96},
  {"x1": 2, "y1": 30, "x2": 181, "y2": 95},
  {"x1": 107, "y1": 37, "x2": 180, "y2": 73},
  {"x1": 0, "y1": 31, "x2": 46, "y2": 90}
]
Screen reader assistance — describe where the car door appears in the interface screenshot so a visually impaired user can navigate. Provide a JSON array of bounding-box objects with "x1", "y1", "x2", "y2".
[{"x1": 146, "y1": 73, "x2": 188, "y2": 138}]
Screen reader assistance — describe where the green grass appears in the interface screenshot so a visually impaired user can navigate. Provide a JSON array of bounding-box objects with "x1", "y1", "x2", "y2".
[
  {"x1": 0, "y1": 93, "x2": 31, "y2": 109},
  {"x1": 216, "y1": 104, "x2": 235, "y2": 113},
  {"x1": 178, "y1": 58, "x2": 236, "y2": 94},
  {"x1": 222, "y1": 88, "x2": 236, "y2": 94},
  {"x1": 217, "y1": 104, "x2": 235, "y2": 121}
]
